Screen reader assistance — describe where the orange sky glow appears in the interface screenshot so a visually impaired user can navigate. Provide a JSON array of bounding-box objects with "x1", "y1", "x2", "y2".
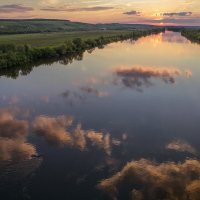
[{"x1": 0, "y1": 0, "x2": 199, "y2": 26}]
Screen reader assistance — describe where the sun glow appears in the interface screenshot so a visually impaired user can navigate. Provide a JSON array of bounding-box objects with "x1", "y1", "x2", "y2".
[{"x1": 0, "y1": 0, "x2": 199, "y2": 25}]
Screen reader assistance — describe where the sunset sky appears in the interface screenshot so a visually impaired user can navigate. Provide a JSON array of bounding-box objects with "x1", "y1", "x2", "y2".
[{"x1": 0, "y1": 0, "x2": 200, "y2": 26}]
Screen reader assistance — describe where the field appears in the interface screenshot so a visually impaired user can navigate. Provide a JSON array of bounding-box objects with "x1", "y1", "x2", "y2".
[
  {"x1": 0, "y1": 19, "x2": 159, "y2": 48},
  {"x1": 0, "y1": 19, "x2": 156, "y2": 34},
  {"x1": 0, "y1": 30, "x2": 133, "y2": 48},
  {"x1": 0, "y1": 19, "x2": 164, "y2": 68},
  {"x1": 0, "y1": 19, "x2": 95, "y2": 34}
]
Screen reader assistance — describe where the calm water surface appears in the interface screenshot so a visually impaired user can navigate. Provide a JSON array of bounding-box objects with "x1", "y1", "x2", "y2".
[{"x1": 1, "y1": 31, "x2": 200, "y2": 200}]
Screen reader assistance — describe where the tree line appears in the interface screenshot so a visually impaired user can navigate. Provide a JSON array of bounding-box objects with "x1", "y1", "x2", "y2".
[
  {"x1": 181, "y1": 29, "x2": 200, "y2": 43},
  {"x1": 0, "y1": 29, "x2": 164, "y2": 69}
]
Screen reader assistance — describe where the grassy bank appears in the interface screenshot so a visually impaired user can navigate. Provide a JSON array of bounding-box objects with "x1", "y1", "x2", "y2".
[
  {"x1": 181, "y1": 29, "x2": 200, "y2": 43},
  {"x1": 0, "y1": 30, "x2": 133, "y2": 48},
  {"x1": 0, "y1": 28, "x2": 164, "y2": 69}
]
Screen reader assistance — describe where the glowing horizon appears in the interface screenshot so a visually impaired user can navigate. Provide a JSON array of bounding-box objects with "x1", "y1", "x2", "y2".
[{"x1": 0, "y1": 0, "x2": 200, "y2": 26}]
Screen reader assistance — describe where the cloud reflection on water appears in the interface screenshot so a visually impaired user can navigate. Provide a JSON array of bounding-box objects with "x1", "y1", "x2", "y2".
[
  {"x1": 98, "y1": 159, "x2": 200, "y2": 200},
  {"x1": 0, "y1": 108, "x2": 42, "y2": 198},
  {"x1": 0, "y1": 108, "x2": 28, "y2": 139},
  {"x1": 166, "y1": 139, "x2": 196, "y2": 154},
  {"x1": 60, "y1": 65, "x2": 192, "y2": 106},
  {"x1": 80, "y1": 86, "x2": 109, "y2": 97},
  {"x1": 32, "y1": 115, "x2": 73, "y2": 147},
  {"x1": 162, "y1": 31, "x2": 191, "y2": 44},
  {"x1": 0, "y1": 108, "x2": 37, "y2": 161},
  {"x1": 32, "y1": 115, "x2": 124, "y2": 155},
  {"x1": 137, "y1": 32, "x2": 190, "y2": 46},
  {"x1": 114, "y1": 65, "x2": 192, "y2": 91},
  {"x1": 61, "y1": 86, "x2": 109, "y2": 106}
]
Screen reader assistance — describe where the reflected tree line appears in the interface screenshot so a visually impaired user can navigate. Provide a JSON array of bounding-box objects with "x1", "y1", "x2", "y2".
[
  {"x1": 0, "y1": 51, "x2": 84, "y2": 79},
  {"x1": 167, "y1": 27, "x2": 200, "y2": 43},
  {"x1": 0, "y1": 29, "x2": 164, "y2": 78}
]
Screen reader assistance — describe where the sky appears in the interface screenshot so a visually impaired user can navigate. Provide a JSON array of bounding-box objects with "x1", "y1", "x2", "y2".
[{"x1": 0, "y1": 0, "x2": 200, "y2": 26}]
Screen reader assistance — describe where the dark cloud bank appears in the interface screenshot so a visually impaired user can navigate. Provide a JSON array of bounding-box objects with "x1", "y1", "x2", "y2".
[
  {"x1": 41, "y1": 6, "x2": 114, "y2": 12},
  {"x1": 123, "y1": 10, "x2": 140, "y2": 16},
  {"x1": 0, "y1": 4, "x2": 34, "y2": 13},
  {"x1": 163, "y1": 12, "x2": 192, "y2": 17}
]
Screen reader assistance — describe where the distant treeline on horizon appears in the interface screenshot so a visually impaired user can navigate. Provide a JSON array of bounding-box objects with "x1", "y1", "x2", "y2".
[{"x1": 0, "y1": 19, "x2": 160, "y2": 35}]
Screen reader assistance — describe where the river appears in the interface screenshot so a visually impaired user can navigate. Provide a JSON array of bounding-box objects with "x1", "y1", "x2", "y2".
[{"x1": 1, "y1": 31, "x2": 200, "y2": 200}]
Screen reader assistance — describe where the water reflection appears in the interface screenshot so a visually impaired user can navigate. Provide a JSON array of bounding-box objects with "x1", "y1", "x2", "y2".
[
  {"x1": 0, "y1": 108, "x2": 42, "y2": 200},
  {"x1": 0, "y1": 108, "x2": 37, "y2": 161},
  {"x1": 80, "y1": 86, "x2": 109, "y2": 97},
  {"x1": 32, "y1": 115, "x2": 126, "y2": 156},
  {"x1": 0, "y1": 139, "x2": 36, "y2": 161},
  {"x1": 114, "y1": 65, "x2": 192, "y2": 91},
  {"x1": 166, "y1": 139, "x2": 196, "y2": 154},
  {"x1": 61, "y1": 87, "x2": 109, "y2": 106},
  {"x1": 0, "y1": 156, "x2": 43, "y2": 200},
  {"x1": 98, "y1": 159, "x2": 200, "y2": 200},
  {"x1": 0, "y1": 95, "x2": 21, "y2": 105},
  {"x1": 0, "y1": 31, "x2": 200, "y2": 199},
  {"x1": 61, "y1": 65, "x2": 192, "y2": 104},
  {"x1": 0, "y1": 51, "x2": 84, "y2": 79},
  {"x1": 162, "y1": 31, "x2": 191, "y2": 44},
  {"x1": 138, "y1": 31, "x2": 190, "y2": 46},
  {"x1": 32, "y1": 115, "x2": 73, "y2": 147}
]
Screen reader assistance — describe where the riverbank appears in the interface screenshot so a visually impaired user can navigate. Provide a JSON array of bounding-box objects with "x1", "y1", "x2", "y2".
[
  {"x1": 0, "y1": 28, "x2": 164, "y2": 69},
  {"x1": 0, "y1": 30, "x2": 134, "y2": 47},
  {"x1": 181, "y1": 29, "x2": 200, "y2": 43}
]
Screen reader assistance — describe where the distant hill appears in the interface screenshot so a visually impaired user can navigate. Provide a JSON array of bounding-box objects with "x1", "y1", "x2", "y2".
[{"x1": 0, "y1": 19, "x2": 157, "y2": 34}]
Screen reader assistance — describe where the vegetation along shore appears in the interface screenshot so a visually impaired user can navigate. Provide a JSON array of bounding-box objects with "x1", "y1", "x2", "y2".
[
  {"x1": 0, "y1": 28, "x2": 164, "y2": 69},
  {"x1": 181, "y1": 29, "x2": 200, "y2": 43},
  {"x1": 167, "y1": 27, "x2": 200, "y2": 43}
]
